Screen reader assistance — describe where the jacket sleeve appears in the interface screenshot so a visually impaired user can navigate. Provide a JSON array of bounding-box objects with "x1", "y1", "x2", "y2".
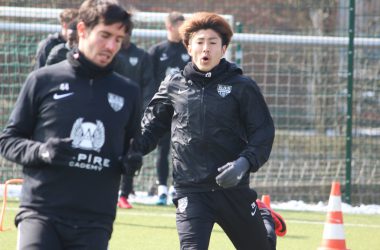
[
  {"x1": 123, "y1": 84, "x2": 143, "y2": 154},
  {"x1": 0, "y1": 73, "x2": 42, "y2": 166},
  {"x1": 238, "y1": 80, "x2": 275, "y2": 172},
  {"x1": 139, "y1": 76, "x2": 173, "y2": 155}
]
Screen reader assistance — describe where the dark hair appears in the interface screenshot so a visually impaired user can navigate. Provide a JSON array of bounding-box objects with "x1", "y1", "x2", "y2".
[
  {"x1": 179, "y1": 12, "x2": 233, "y2": 48},
  {"x1": 78, "y1": 0, "x2": 133, "y2": 34},
  {"x1": 59, "y1": 8, "x2": 79, "y2": 24}
]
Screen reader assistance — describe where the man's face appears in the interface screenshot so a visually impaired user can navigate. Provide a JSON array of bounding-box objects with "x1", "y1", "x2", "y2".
[
  {"x1": 77, "y1": 21, "x2": 125, "y2": 67},
  {"x1": 187, "y1": 29, "x2": 227, "y2": 72}
]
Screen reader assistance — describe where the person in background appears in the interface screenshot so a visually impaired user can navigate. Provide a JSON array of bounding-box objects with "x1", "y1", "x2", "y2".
[
  {"x1": 33, "y1": 8, "x2": 78, "y2": 69},
  {"x1": 114, "y1": 22, "x2": 155, "y2": 209},
  {"x1": 126, "y1": 12, "x2": 286, "y2": 250},
  {"x1": 0, "y1": 1, "x2": 140, "y2": 249},
  {"x1": 45, "y1": 20, "x2": 78, "y2": 66},
  {"x1": 148, "y1": 11, "x2": 191, "y2": 205}
]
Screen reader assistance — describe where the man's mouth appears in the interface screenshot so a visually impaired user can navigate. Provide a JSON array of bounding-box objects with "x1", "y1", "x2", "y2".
[{"x1": 201, "y1": 56, "x2": 209, "y2": 62}]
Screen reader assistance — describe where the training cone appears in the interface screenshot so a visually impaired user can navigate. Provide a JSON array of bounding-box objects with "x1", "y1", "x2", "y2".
[
  {"x1": 318, "y1": 181, "x2": 349, "y2": 250},
  {"x1": 261, "y1": 194, "x2": 271, "y2": 208}
]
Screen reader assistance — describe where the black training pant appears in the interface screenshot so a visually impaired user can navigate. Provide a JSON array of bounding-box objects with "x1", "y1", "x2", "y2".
[
  {"x1": 174, "y1": 188, "x2": 272, "y2": 250},
  {"x1": 156, "y1": 132, "x2": 171, "y2": 186},
  {"x1": 17, "y1": 216, "x2": 111, "y2": 250}
]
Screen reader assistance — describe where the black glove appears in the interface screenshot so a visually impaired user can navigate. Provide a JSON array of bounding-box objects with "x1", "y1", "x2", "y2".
[
  {"x1": 37, "y1": 137, "x2": 74, "y2": 165},
  {"x1": 215, "y1": 157, "x2": 250, "y2": 188},
  {"x1": 122, "y1": 139, "x2": 143, "y2": 176}
]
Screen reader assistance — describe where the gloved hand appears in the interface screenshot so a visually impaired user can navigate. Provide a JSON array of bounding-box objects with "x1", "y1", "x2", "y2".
[
  {"x1": 215, "y1": 157, "x2": 250, "y2": 188},
  {"x1": 37, "y1": 137, "x2": 74, "y2": 165},
  {"x1": 122, "y1": 139, "x2": 143, "y2": 176}
]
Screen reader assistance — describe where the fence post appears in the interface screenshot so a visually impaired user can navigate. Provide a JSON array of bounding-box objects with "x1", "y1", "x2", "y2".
[
  {"x1": 345, "y1": 0, "x2": 355, "y2": 204},
  {"x1": 235, "y1": 22, "x2": 243, "y2": 68}
]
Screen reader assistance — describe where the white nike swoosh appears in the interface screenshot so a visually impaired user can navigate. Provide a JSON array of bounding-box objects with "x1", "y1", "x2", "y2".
[
  {"x1": 237, "y1": 172, "x2": 244, "y2": 180},
  {"x1": 53, "y1": 92, "x2": 74, "y2": 100},
  {"x1": 178, "y1": 89, "x2": 189, "y2": 94}
]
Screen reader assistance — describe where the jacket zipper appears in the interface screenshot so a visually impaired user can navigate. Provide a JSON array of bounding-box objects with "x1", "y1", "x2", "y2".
[
  {"x1": 200, "y1": 86, "x2": 205, "y2": 137},
  {"x1": 89, "y1": 78, "x2": 94, "y2": 101}
]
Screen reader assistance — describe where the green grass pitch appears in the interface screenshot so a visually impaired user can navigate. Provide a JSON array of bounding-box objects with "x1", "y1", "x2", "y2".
[{"x1": 1, "y1": 201, "x2": 380, "y2": 249}]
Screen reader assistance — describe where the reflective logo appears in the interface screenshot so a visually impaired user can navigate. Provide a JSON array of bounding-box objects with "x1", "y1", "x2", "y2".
[
  {"x1": 129, "y1": 57, "x2": 138, "y2": 66},
  {"x1": 160, "y1": 53, "x2": 168, "y2": 61},
  {"x1": 70, "y1": 118, "x2": 105, "y2": 152},
  {"x1": 53, "y1": 92, "x2": 74, "y2": 100},
  {"x1": 108, "y1": 93, "x2": 124, "y2": 112},
  {"x1": 251, "y1": 201, "x2": 257, "y2": 216},
  {"x1": 217, "y1": 84, "x2": 232, "y2": 98},
  {"x1": 181, "y1": 53, "x2": 190, "y2": 62},
  {"x1": 178, "y1": 88, "x2": 189, "y2": 94},
  {"x1": 205, "y1": 72, "x2": 212, "y2": 78},
  {"x1": 178, "y1": 197, "x2": 188, "y2": 213}
]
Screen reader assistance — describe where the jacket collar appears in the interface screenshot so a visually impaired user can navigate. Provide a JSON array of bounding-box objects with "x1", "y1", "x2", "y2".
[{"x1": 67, "y1": 49, "x2": 115, "y2": 79}]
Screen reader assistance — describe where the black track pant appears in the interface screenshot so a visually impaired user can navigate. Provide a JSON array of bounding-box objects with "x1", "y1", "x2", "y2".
[
  {"x1": 174, "y1": 188, "x2": 274, "y2": 250},
  {"x1": 156, "y1": 132, "x2": 171, "y2": 186},
  {"x1": 120, "y1": 174, "x2": 133, "y2": 197},
  {"x1": 17, "y1": 216, "x2": 111, "y2": 250}
]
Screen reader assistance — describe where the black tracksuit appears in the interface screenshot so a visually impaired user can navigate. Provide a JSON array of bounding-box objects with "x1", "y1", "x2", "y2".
[
  {"x1": 114, "y1": 43, "x2": 155, "y2": 197},
  {"x1": 148, "y1": 40, "x2": 191, "y2": 187},
  {"x1": 139, "y1": 59, "x2": 275, "y2": 249},
  {"x1": 45, "y1": 42, "x2": 71, "y2": 66},
  {"x1": 34, "y1": 32, "x2": 66, "y2": 70},
  {"x1": 0, "y1": 51, "x2": 141, "y2": 245}
]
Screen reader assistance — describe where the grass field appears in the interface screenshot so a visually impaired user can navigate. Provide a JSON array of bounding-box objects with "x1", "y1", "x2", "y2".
[{"x1": 1, "y1": 201, "x2": 380, "y2": 249}]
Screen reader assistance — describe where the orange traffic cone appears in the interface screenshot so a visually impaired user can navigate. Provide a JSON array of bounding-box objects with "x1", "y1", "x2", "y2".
[
  {"x1": 318, "y1": 181, "x2": 349, "y2": 250},
  {"x1": 261, "y1": 194, "x2": 271, "y2": 208}
]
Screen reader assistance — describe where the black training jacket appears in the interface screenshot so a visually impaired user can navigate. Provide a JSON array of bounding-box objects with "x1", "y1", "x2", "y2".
[
  {"x1": 148, "y1": 40, "x2": 191, "y2": 91},
  {"x1": 34, "y1": 32, "x2": 65, "y2": 70},
  {"x1": 0, "y1": 50, "x2": 141, "y2": 228},
  {"x1": 139, "y1": 59, "x2": 275, "y2": 193},
  {"x1": 114, "y1": 43, "x2": 155, "y2": 109}
]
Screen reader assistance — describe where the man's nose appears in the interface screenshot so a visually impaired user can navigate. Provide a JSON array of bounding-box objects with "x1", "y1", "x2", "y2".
[{"x1": 105, "y1": 39, "x2": 118, "y2": 52}]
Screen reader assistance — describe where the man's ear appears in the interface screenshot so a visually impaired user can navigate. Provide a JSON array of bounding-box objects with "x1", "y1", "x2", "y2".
[
  {"x1": 76, "y1": 21, "x2": 87, "y2": 39},
  {"x1": 221, "y1": 45, "x2": 227, "y2": 56},
  {"x1": 187, "y1": 43, "x2": 192, "y2": 54}
]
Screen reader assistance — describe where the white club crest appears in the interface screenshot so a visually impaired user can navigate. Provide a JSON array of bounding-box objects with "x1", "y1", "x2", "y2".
[
  {"x1": 108, "y1": 93, "x2": 124, "y2": 112},
  {"x1": 70, "y1": 118, "x2": 105, "y2": 152},
  {"x1": 177, "y1": 197, "x2": 188, "y2": 213},
  {"x1": 129, "y1": 57, "x2": 138, "y2": 66},
  {"x1": 181, "y1": 53, "x2": 190, "y2": 62},
  {"x1": 217, "y1": 84, "x2": 232, "y2": 98},
  {"x1": 251, "y1": 201, "x2": 258, "y2": 216}
]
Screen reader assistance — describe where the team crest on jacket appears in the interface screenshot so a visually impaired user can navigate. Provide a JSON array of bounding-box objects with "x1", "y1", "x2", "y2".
[
  {"x1": 217, "y1": 84, "x2": 232, "y2": 98},
  {"x1": 181, "y1": 53, "x2": 190, "y2": 62},
  {"x1": 108, "y1": 93, "x2": 124, "y2": 112},
  {"x1": 178, "y1": 197, "x2": 188, "y2": 213},
  {"x1": 70, "y1": 118, "x2": 105, "y2": 152},
  {"x1": 129, "y1": 57, "x2": 138, "y2": 66}
]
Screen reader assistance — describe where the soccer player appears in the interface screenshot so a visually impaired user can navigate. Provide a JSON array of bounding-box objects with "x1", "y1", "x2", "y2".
[
  {"x1": 114, "y1": 23, "x2": 155, "y2": 209},
  {"x1": 148, "y1": 11, "x2": 191, "y2": 205},
  {"x1": 127, "y1": 12, "x2": 285, "y2": 249},
  {"x1": 0, "y1": 1, "x2": 140, "y2": 249},
  {"x1": 45, "y1": 20, "x2": 78, "y2": 66},
  {"x1": 33, "y1": 8, "x2": 78, "y2": 69}
]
